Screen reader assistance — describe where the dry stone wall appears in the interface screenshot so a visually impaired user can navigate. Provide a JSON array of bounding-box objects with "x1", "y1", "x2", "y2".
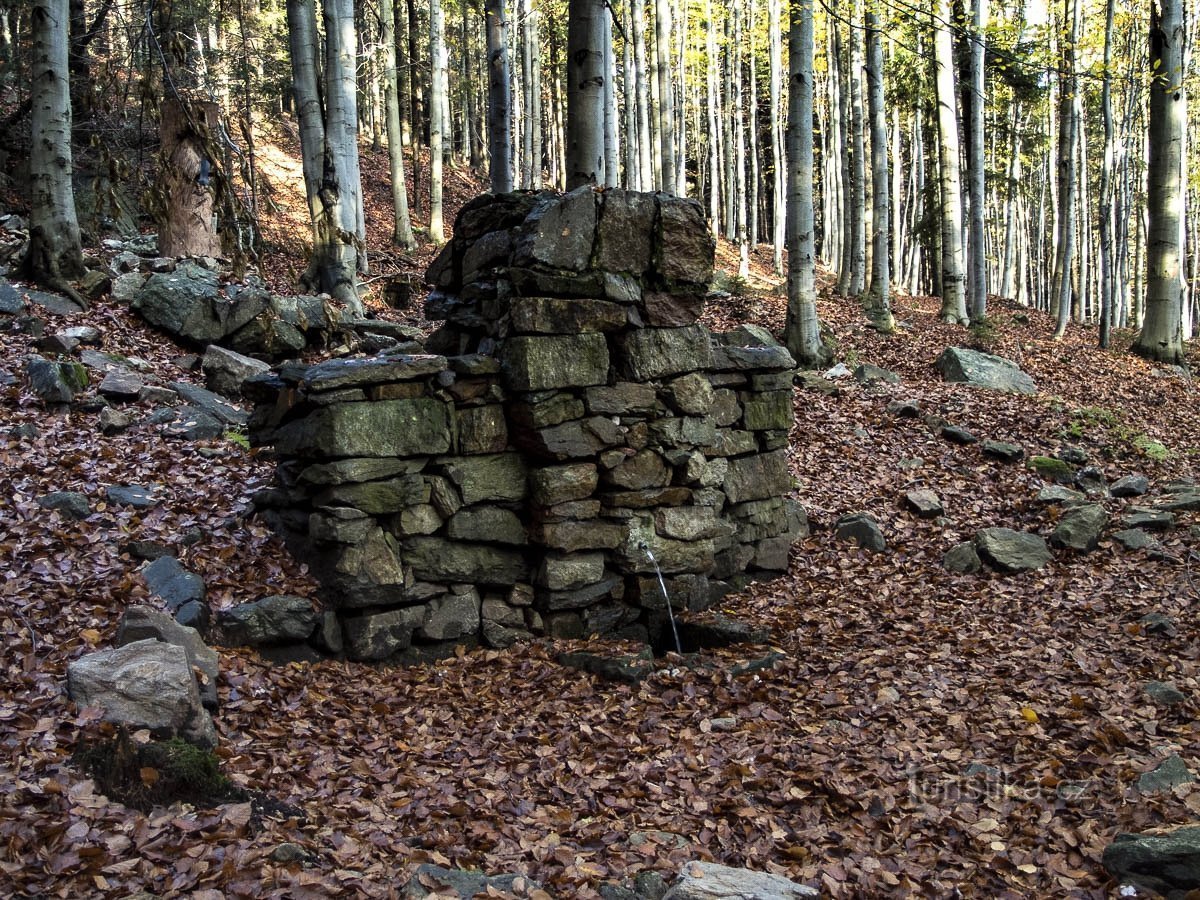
[{"x1": 249, "y1": 188, "x2": 806, "y2": 662}]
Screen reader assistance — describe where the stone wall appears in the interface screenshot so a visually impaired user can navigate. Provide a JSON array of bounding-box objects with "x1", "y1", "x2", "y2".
[{"x1": 248, "y1": 188, "x2": 806, "y2": 662}]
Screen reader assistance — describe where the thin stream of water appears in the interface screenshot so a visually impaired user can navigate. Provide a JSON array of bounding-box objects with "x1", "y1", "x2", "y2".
[{"x1": 641, "y1": 542, "x2": 683, "y2": 655}]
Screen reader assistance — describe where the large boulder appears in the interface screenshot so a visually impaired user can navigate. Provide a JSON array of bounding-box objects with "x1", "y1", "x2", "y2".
[
  {"x1": 975, "y1": 527, "x2": 1051, "y2": 572},
  {"x1": 27, "y1": 356, "x2": 88, "y2": 404},
  {"x1": 202, "y1": 345, "x2": 271, "y2": 398},
  {"x1": 67, "y1": 639, "x2": 217, "y2": 748},
  {"x1": 117, "y1": 605, "x2": 219, "y2": 711},
  {"x1": 663, "y1": 861, "x2": 818, "y2": 899},
  {"x1": 217, "y1": 595, "x2": 318, "y2": 646},
  {"x1": 1103, "y1": 826, "x2": 1200, "y2": 898},
  {"x1": 935, "y1": 347, "x2": 1037, "y2": 395},
  {"x1": 131, "y1": 262, "x2": 228, "y2": 344}
]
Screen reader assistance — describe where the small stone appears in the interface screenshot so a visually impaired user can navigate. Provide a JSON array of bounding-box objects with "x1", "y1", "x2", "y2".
[
  {"x1": 886, "y1": 399, "x2": 920, "y2": 418},
  {"x1": 943, "y1": 541, "x2": 982, "y2": 574},
  {"x1": 974, "y1": 527, "x2": 1051, "y2": 573},
  {"x1": 853, "y1": 364, "x2": 900, "y2": 384},
  {"x1": 98, "y1": 406, "x2": 132, "y2": 435},
  {"x1": 981, "y1": 440, "x2": 1024, "y2": 462},
  {"x1": 941, "y1": 425, "x2": 978, "y2": 445},
  {"x1": 1140, "y1": 612, "x2": 1177, "y2": 637},
  {"x1": 1075, "y1": 466, "x2": 1108, "y2": 497},
  {"x1": 1123, "y1": 508, "x2": 1175, "y2": 531},
  {"x1": 905, "y1": 489, "x2": 943, "y2": 519},
  {"x1": 1144, "y1": 681, "x2": 1187, "y2": 706},
  {"x1": 1036, "y1": 485, "x2": 1085, "y2": 505},
  {"x1": 38, "y1": 491, "x2": 91, "y2": 520},
  {"x1": 106, "y1": 484, "x2": 159, "y2": 508},
  {"x1": 1111, "y1": 474, "x2": 1150, "y2": 497},
  {"x1": 269, "y1": 843, "x2": 309, "y2": 864},
  {"x1": 1138, "y1": 755, "x2": 1194, "y2": 794},
  {"x1": 1050, "y1": 502, "x2": 1108, "y2": 552},
  {"x1": 98, "y1": 369, "x2": 144, "y2": 402},
  {"x1": 835, "y1": 512, "x2": 886, "y2": 552},
  {"x1": 663, "y1": 861, "x2": 818, "y2": 899},
  {"x1": 1113, "y1": 529, "x2": 1158, "y2": 551}
]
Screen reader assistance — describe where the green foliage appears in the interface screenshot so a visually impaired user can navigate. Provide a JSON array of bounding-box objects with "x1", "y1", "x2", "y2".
[
  {"x1": 225, "y1": 429, "x2": 251, "y2": 451},
  {"x1": 76, "y1": 730, "x2": 245, "y2": 812},
  {"x1": 1028, "y1": 456, "x2": 1074, "y2": 479},
  {"x1": 1132, "y1": 435, "x2": 1171, "y2": 462}
]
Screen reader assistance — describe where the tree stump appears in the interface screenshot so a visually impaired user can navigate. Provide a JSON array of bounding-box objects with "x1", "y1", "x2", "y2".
[{"x1": 159, "y1": 99, "x2": 222, "y2": 259}]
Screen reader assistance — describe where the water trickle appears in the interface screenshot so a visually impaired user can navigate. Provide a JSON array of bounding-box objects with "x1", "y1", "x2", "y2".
[{"x1": 640, "y1": 540, "x2": 683, "y2": 656}]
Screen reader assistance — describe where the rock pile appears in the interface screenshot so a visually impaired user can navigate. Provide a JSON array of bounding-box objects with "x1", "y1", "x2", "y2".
[{"x1": 250, "y1": 188, "x2": 806, "y2": 661}]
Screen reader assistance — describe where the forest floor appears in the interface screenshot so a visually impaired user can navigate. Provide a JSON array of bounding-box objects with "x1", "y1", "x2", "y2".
[{"x1": 3, "y1": 137, "x2": 1200, "y2": 898}]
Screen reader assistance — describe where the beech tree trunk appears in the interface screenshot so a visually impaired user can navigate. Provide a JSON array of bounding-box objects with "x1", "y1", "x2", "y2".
[
  {"x1": 933, "y1": 0, "x2": 967, "y2": 324},
  {"x1": 768, "y1": 0, "x2": 784, "y2": 274},
  {"x1": 1134, "y1": 0, "x2": 1187, "y2": 363},
  {"x1": 783, "y1": 0, "x2": 828, "y2": 367},
  {"x1": 1052, "y1": 0, "x2": 1080, "y2": 339},
  {"x1": 966, "y1": 0, "x2": 988, "y2": 324},
  {"x1": 429, "y1": 0, "x2": 447, "y2": 244},
  {"x1": 566, "y1": 0, "x2": 604, "y2": 188},
  {"x1": 846, "y1": 6, "x2": 866, "y2": 296},
  {"x1": 24, "y1": 0, "x2": 86, "y2": 305},
  {"x1": 158, "y1": 98, "x2": 223, "y2": 259},
  {"x1": 654, "y1": 0, "x2": 675, "y2": 192},
  {"x1": 485, "y1": 0, "x2": 512, "y2": 193},
  {"x1": 382, "y1": 0, "x2": 415, "y2": 248},
  {"x1": 864, "y1": 5, "x2": 893, "y2": 331}
]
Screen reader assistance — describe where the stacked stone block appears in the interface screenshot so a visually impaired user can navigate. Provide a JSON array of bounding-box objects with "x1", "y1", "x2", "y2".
[{"x1": 250, "y1": 188, "x2": 806, "y2": 661}]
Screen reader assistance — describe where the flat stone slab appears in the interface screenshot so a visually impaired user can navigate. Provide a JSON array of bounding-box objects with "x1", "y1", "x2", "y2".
[
  {"x1": 663, "y1": 861, "x2": 818, "y2": 899},
  {"x1": 935, "y1": 347, "x2": 1037, "y2": 394},
  {"x1": 975, "y1": 527, "x2": 1051, "y2": 572}
]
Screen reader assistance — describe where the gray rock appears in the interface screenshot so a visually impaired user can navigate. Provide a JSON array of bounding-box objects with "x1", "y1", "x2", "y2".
[
  {"x1": 1058, "y1": 446, "x2": 1089, "y2": 465},
  {"x1": 981, "y1": 440, "x2": 1024, "y2": 462},
  {"x1": 723, "y1": 451, "x2": 791, "y2": 504},
  {"x1": 342, "y1": 607, "x2": 424, "y2": 661},
  {"x1": 513, "y1": 185, "x2": 598, "y2": 272},
  {"x1": 974, "y1": 527, "x2": 1051, "y2": 572},
  {"x1": 141, "y1": 555, "x2": 206, "y2": 612},
  {"x1": 656, "y1": 196, "x2": 715, "y2": 287},
  {"x1": 1141, "y1": 612, "x2": 1177, "y2": 636},
  {"x1": 1113, "y1": 529, "x2": 1158, "y2": 551},
  {"x1": 886, "y1": 399, "x2": 921, "y2": 418},
  {"x1": 1035, "y1": 485, "x2": 1085, "y2": 505},
  {"x1": 530, "y1": 463, "x2": 599, "y2": 506},
  {"x1": 1144, "y1": 681, "x2": 1187, "y2": 706},
  {"x1": 836, "y1": 512, "x2": 886, "y2": 552},
  {"x1": 117, "y1": 605, "x2": 219, "y2": 710},
  {"x1": 160, "y1": 406, "x2": 224, "y2": 441},
  {"x1": 1138, "y1": 754, "x2": 1194, "y2": 794},
  {"x1": 38, "y1": 491, "x2": 91, "y2": 520},
  {"x1": 510, "y1": 295, "x2": 627, "y2": 334},
  {"x1": 502, "y1": 333, "x2": 610, "y2": 391},
  {"x1": 27, "y1": 356, "x2": 88, "y2": 404},
  {"x1": 1154, "y1": 490, "x2": 1200, "y2": 513},
  {"x1": 944, "y1": 541, "x2": 982, "y2": 574},
  {"x1": 420, "y1": 592, "x2": 481, "y2": 641},
  {"x1": 935, "y1": 347, "x2": 1037, "y2": 394},
  {"x1": 107, "y1": 484, "x2": 159, "y2": 509},
  {"x1": 941, "y1": 425, "x2": 978, "y2": 445},
  {"x1": 1074, "y1": 466, "x2": 1108, "y2": 497},
  {"x1": 67, "y1": 639, "x2": 217, "y2": 748},
  {"x1": 298, "y1": 457, "x2": 421, "y2": 486},
  {"x1": 596, "y1": 189, "x2": 657, "y2": 275},
  {"x1": 25, "y1": 288, "x2": 86, "y2": 316},
  {"x1": 1050, "y1": 502, "x2": 1108, "y2": 552},
  {"x1": 662, "y1": 861, "x2": 818, "y2": 900},
  {"x1": 558, "y1": 649, "x2": 654, "y2": 683},
  {"x1": 98, "y1": 369, "x2": 144, "y2": 402},
  {"x1": 98, "y1": 406, "x2": 133, "y2": 435},
  {"x1": 441, "y1": 453, "x2": 528, "y2": 504},
  {"x1": 1103, "y1": 825, "x2": 1200, "y2": 898},
  {"x1": 59, "y1": 325, "x2": 102, "y2": 345},
  {"x1": 905, "y1": 489, "x2": 943, "y2": 519},
  {"x1": 742, "y1": 390, "x2": 793, "y2": 432},
  {"x1": 446, "y1": 507, "x2": 526, "y2": 544},
  {"x1": 537, "y1": 552, "x2": 607, "y2": 591},
  {"x1": 169, "y1": 382, "x2": 247, "y2": 427},
  {"x1": 0, "y1": 278, "x2": 25, "y2": 314},
  {"x1": 202, "y1": 345, "x2": 271, "y2": 398},
  {"x1": 402, "y1": 863, "x2": 546, "y2": 899},
  {"x1": 404, "y1": 537, "x2": 528, "y2": 584},
  {"x1": 272, "y1": 398, "x2": 451, "y2": 459},
  {"x1": 614, "y1": 324, "x2": 714, "y2": 381},
  {"x1": 301, "y1": 354, "x2": 447, "y2": 392},
  {"x1": 1111, "y1": 473, "x2": 1150, "y2": 498},
  {"x1": 131, "y1": 262, "x2": 226, "y2": 343},
  {"x1": 111, "y1": 272, "x2": 147, "y2": 304},
  {"x1": 1124, "y1": 508, "x2": 1176, "y2": 531},
  {"x1": 218, "y1": 595, "x2": 317, "y2": 646},
  {"x1": 853, "y1": 363, "x2": 900, "y2": 384}
]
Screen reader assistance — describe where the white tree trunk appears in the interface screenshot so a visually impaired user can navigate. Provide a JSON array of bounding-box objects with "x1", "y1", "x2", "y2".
[
  {"x1": 933, "y1": 0, "x2": 967, "y2": 324},
  {"x1": 782, "y1": 0, "x2": 827, "y2": 367},
  {"x1": 847, "y1": 5, "x2": 866, "y2": 296},
  {"x1": 632, "y1": 0, "x2": 653, "y2": 191},
  {"x1": 864, "y1": 5, "x2": 893, "y2": 331},
  {"x1": 966, "y1": 0, "x2": 988, "y2": 323},
  {"x1": 654, "y1": 0, "x2": 675, "y2": 192},
  {"x1": 566, "y1": 0, "x2": 605, "y2": 187},
  {"x1": 485, "y1": 0, "x2": 512, "y2": 193},
  {"x1": 383, "y1": 0, "x2": 415, "y2": 248},
  {"x1": 768, "y1": 0, "x2": 784, "y2": 274},
  {"x1": 429, "y1": 0, "x2": 447, "y2": 244},
  {"x1": 1134, "y1": 0, "x2": 1187, "y2": 362},
  {"x1": 1052, "y1": 0, "x2": 1079, "y2": 338},
  {"x1": 25, "y1": 0, "x2": 86, "y2": 303}
]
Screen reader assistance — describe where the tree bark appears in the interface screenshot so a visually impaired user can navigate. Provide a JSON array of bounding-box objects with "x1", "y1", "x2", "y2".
[
  {"x1": 1052, "y1": 0, "x2": 1079, "y2": 339},
  {"x1": 654, "y1": 0, "x2": 675, "y2": 192},
  {"x1": 429, "y1": 0, "x2": 447, "y2": 244},
  {"x1": 864, "y1": 5, "x2": 893, "y2": 331},
  {"x1": 966, "y1": 0, "x2": 988, "y2": 324},
  {"x1": 566, "y1": 0, "x2": 605, "y2": 188},
  {"x1": 768, "y1": 0, "x2": 784, "y2": 274},
  {"x1": 24, "y1": 0, "x2": 86, "y2": 305},
  {"x1": 933, "y1": 0, "x2": 967, "y2": 324},
  {"x1": 1133, "y1": 0, "x2": 1187, "y2": 363},
  {"x1": 783, "y1": 0, "x2": 828, "y2": 368},
  {"x1": 382, "y1": 0, "x2": 416, "y2": 248},
  {"x1": 485, "y1": 0, "x2": 512, "y2": 193},
  {"x1": 158, "y1": 98, "x2": 223, "y2": 259}
]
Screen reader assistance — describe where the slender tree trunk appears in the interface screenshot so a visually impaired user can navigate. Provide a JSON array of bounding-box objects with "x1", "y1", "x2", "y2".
[
  {"x1": 733, "y1": 0, "x2": 749, "y2": 277},
  {"x1": 705, "y1": 0, "x2": 720, "y2": 233},
  {"x1": 864, "y1": 5, "x2": 893, "y2": 331},
  {"x1": 485, "y1": 0, "x2": 512, "y2": 192},
  {"x1": 1134, "y1": 0, "x2": 1187, "y2": 363},
  {"x1": 632, "y1": 0, "x2": 652, "y2": 191},
  {"x1": 566, "y1": 0, "x2": 604, "y2": 188},
  {"x1": 623, "y1": 0, "x2": 638, "y2": 188},
  {"x1": 654, "y1": 0, "x2": 675, "y2": 192},
  {"x1": 783, "y1": 0, "x2": 828, "y2": 367},
  {"x1": 24, "y1": 0, "x2": 86, "y2": 304},
  {"x1": 966, "y1": 0, "x2": 988, "y2": 323},
  {"x1": 383, "y1": 0, "x2": 416, "y2": 248},
  {"x1": 933, "y1": 0, "x2": 967, "y2": 324},
  {"x1": 603, "y1": 9, "x2": 618, "y2": 187},
  {"x1": 1052, "y1": 0, "x2": 1079, "y2": 339},
  {"x1": 768, "y1": 0, "x2": 784, "y2": 274},
  {"x1": 847, "y1": 5, "x2": 866, "y2": 296},
  {"x1": 429, "y1": 0, "x2": 447, "y2": 244},
  {"x1": 747, "y1": 0, "x2": 760, "y2": 247}
]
